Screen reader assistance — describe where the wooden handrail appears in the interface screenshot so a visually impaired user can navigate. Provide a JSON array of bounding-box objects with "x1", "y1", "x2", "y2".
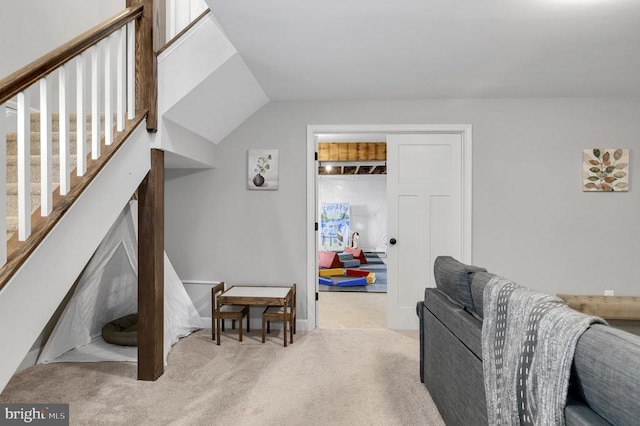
[
  {"x1": 0, "y1": 5, "x2": 144, "y2": 105},
  {"x1": 0, "y1": 111, "x2": 149, "y2": 293}
]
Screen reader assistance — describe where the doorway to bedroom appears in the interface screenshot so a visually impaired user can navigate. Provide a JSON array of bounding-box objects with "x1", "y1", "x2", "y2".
[{"x1": 315, "y1": 134, "x2": 388, "y2": 329}]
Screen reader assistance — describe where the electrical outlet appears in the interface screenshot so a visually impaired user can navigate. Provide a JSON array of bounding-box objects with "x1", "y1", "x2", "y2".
[{"x1": 604, "y1": 290, "x2": 615, "y2": 296}]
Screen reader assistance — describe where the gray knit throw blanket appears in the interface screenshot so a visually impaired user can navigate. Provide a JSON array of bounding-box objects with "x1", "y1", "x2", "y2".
[{"x1": 482, "y1": 276, "x2": 605, "y2": 425}]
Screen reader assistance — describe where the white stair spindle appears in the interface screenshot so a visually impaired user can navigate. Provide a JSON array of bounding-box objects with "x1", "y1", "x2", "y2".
[
  {"x1": 104, "y1": 34, "x2": 113, "y2": 146},
  {"x1": 17, "y1": 91, "x2": 31, "y2": 241},
  {"x1": 167, "y1": 0, "x2": 177, "y2": 41},
  {"x1": 116, "y1": 27, "x2": 125, "y2": 132},
  {"x1": 39, "y1": 77, "x2": 52, "y2": 215},
  {"x1": 58, "y1": 64, "x2": 70, "y2": 195},
  {"x1": 91, "y1": 43, "x2": 101, "y2": 160},
  {"x1": 127, "y1": 21, "x2": 135, "y2": 120},
  {"x1": 76, "y1": 53, "x2": 87, "y2": 176},
  {"x1": 0, "y1": 103, "x2": 7, "y2": 264}
]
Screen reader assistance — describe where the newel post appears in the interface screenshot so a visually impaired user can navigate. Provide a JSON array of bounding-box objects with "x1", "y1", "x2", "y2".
[
  {"x1": 130, "y1": 0, "x2": 163, "y2": 381},
  {"x1": 127, "y1": 0, "x2": 158, "y2": 131},
  {"x1": 137, "y1": 149, "x2": 165, "y2": 381}
]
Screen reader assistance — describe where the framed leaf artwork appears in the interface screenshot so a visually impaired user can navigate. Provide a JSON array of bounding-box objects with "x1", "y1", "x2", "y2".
[{"x1": 582, "y1": 148, "x2": 629, "y2": 192}]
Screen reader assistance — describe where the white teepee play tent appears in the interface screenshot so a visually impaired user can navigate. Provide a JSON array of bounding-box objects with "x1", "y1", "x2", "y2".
[{"x1": 38, "y1": 200, "x2": 204, "y2": 364}]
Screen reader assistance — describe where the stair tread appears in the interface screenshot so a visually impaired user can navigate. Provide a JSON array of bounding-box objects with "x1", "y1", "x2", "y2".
[
  {"x1": 7, "y1": 131, "x2": 98, "y2": 137},
  {"x1": 7, "y1": 182, "x2": 52, "y2": 193},
  {"x1": 6, "y1": 154, "x2": 77, "y2": 163},
  {"x1": 4, "y1": 112, "x2": 120, "y2": 239},
  {"x1": 30, "y1": 111, "x2": 111, "y2": 118}
]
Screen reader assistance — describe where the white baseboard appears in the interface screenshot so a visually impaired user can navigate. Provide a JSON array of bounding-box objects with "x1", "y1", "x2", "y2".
[{"x1": 182, "y1": 280, "x2": 219, "y2": 286}]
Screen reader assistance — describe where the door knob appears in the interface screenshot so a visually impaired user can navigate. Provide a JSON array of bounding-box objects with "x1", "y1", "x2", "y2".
[{"x1": 389, "y1": 238, "x2": 397, "y2": 245}]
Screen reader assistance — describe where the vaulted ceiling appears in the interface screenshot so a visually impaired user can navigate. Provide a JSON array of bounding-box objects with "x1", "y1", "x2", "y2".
[{"x1": 207, "y1": 0, "x2": 640, "y2": 101}]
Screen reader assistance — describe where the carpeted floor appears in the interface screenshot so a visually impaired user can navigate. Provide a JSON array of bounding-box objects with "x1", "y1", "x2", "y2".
[
  {"x1": 0, "y1": 328, "x2": 443, "y2": 426},
  {"x1": 319, "y1": 292, "x2": 386, "y2": 329},
  {"x1": 320, "y1": 252, "x2": 387, "y2": 293}
]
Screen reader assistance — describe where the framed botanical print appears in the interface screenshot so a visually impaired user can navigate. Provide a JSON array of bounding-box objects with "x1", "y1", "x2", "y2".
[{"x1": 248, "y1": 149, "x2": 279, "y2": 190}]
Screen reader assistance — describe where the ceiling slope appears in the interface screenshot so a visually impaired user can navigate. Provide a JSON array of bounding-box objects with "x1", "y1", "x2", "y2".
[
  {"x1": 207, "y1": 0, "x2": 640, "y2": 100},
  {"x1": 157, "y1": 11, "x2": 268, "y2": 168},
  {"x1": 163, "y1": 53, "x2": 268, "y2": 146}
]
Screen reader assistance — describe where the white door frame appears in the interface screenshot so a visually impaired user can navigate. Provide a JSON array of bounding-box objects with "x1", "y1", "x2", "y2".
[{"x1": 306, "y1": 124, "x2": 473, "y2": 330}]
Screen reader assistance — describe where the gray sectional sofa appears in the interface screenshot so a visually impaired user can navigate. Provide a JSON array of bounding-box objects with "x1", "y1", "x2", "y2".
[{"x1": 417, "y1": 256, "x2": 640, "y2": 425}]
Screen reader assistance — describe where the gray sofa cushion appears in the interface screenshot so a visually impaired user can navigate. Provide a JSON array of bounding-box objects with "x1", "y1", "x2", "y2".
[
  {"x1": 572, "y1": 324, "x2": 640, "y2": 425},
  {"x1": 470, "y1": 271, "x2": 496, "y2": 318},
  {"x1": 565, "y1": 395, "x2": 611, "y2": 426},
  {"x1": 434, "y1": 256, "x2": 486, "y2": 312}
]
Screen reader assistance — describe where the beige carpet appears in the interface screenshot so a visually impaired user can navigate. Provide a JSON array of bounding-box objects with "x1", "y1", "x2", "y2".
[
  {"x1": 0, "y1": 328, "x2": 444, "y2": 426},
  {"x1": 319, "y1": 292, "x2": 386, "y2": 329}
]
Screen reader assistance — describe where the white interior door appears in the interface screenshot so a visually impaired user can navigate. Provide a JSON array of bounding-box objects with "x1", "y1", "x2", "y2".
[
  {"x1": 386, "y1": 133, "x2": 463, "y2": 329},
  {"x1": 314, "y1": 135, "x2": 319, "y2": 327}
]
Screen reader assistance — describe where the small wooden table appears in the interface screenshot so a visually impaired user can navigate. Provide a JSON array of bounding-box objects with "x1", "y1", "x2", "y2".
[{"x1": 216, "y1": 286, "x2": 294, "y2": 346}]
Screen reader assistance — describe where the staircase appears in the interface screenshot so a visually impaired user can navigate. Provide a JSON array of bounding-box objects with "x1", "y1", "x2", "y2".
[
  {"x1": 4, "y1": 113, "x2": 108, "y2": 239},
  {"x1": 0, "y1": 114, "x2": 152, "y2": 393},
  {"x1": 0, "y1": 2, "x2": 266, "y2": 394}
]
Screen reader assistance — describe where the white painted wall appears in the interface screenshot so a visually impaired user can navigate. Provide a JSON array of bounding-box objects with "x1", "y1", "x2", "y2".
[
  {"x1": 165, "y1": 98, "x2": 640, "y2": 326},
  {"x1": 0, "y1": 0, "x2": 124, "y2": 80},
  {"x1": 318, "y1": 175, "x2": 387, "y2": 252}
]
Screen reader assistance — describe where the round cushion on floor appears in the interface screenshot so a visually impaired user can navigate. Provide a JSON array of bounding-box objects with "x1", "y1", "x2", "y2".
[{"x1": 102, "y1": 313, "x2": 138, "y2": 346}]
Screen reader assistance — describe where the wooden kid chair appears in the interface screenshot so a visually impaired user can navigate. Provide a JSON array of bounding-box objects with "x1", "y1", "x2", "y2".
[
  {"x1": 262, "y1": 283, "x2": 296, "y2": 346},
  {"x1": 211, "y1": 282, "x2": 250, "y2": 342}
]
